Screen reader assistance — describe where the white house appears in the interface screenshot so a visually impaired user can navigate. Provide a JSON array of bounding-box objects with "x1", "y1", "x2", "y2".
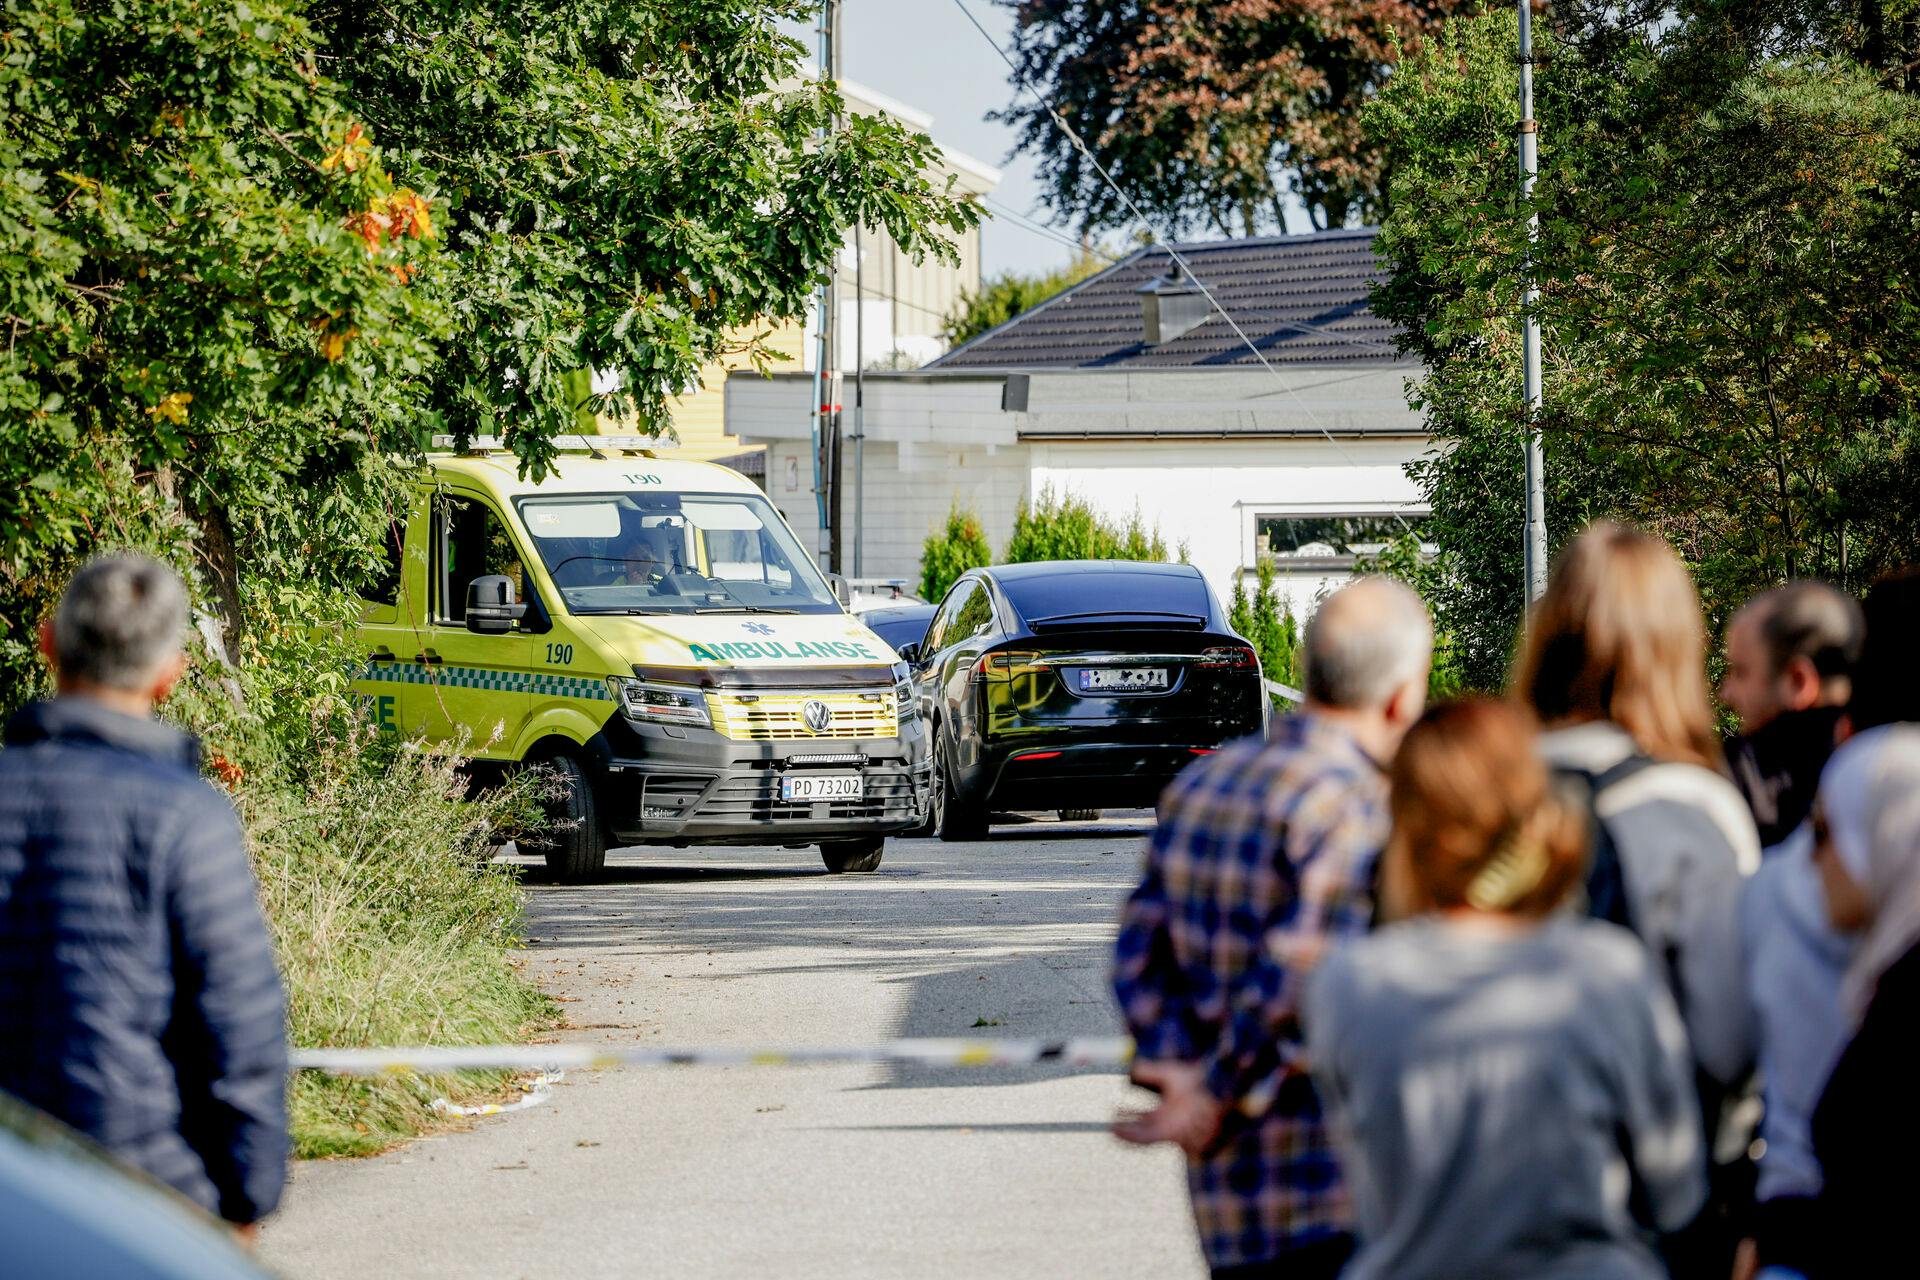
[{"x1": 726, "y1": 228, "x2": 1431, "y2": 615}]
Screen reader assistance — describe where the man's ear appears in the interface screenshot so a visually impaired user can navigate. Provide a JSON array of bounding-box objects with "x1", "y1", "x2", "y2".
[
  {"x1": 147, "y1": 649, "x2": 189, "y2": 707},
  {"x1": 37, "y1": 620, "x2": 58, "y2": 671},
  {"x1": 1386, "y1": 673, "x2": 1428, "y2": 728},
  {"x1": 1780, "y1": 655, "x2": 1823, "y2": 713}
]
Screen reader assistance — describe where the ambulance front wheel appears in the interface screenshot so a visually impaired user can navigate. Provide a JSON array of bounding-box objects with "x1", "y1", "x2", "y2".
[
  {"x1": 529, "y1": 754, "x2": 607, "y2": 882},
  {"x1": 819, "y1": 837, "x2": 885, "y2": 874}
]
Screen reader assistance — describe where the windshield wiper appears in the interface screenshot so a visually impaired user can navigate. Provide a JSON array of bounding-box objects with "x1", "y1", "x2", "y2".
[{"x1": 691, "y1": 605, "x2": 801, "y2": 615}]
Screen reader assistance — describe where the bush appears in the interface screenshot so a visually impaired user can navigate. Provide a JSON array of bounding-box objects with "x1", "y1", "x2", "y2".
[
  {"x1": 1229, "y1": 559, "x2": 1302, "y2": 698},
  {"x1": 1002, "y1": 487, "x2": 1169, "y2": 564},
  {"x1": 919, "y1": 505, "x2": 994, "y2": 602}
]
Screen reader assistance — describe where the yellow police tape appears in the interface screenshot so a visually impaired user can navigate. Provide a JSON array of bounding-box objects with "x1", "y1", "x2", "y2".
[{"x1": 290, "y1": 1037, "x2": 1135, "y2": 1076}]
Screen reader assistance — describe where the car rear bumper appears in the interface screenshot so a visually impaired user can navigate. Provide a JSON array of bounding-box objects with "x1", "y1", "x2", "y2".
[
  {"x1": 583, "y1": 714, "x2": 930, "y2": 845},
  {"x1": 977, "y1": 737, "x2": 1244, "y2": 811}
]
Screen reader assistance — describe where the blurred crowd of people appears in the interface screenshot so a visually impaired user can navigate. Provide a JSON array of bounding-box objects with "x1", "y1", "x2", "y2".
[{"x1": 1116, "y1": 522, "x2": 1920, "y2": 1280}]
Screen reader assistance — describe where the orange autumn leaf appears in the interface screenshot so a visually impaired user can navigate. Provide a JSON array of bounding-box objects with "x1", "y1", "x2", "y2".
[{"x1": 320, "y1": 122, "x2": 371, "y2": 173}]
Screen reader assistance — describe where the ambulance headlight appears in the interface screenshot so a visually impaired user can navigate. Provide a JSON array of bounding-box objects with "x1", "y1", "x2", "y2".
[
  {"x1": 892, "y1": 662, "x2": 916, "y2": 720},
  {"x1": 607, "y1": 677, "x2": 711, "y2": 729}
]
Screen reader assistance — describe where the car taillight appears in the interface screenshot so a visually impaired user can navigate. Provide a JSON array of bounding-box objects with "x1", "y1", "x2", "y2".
[
  {"x1": 974, "y1": 651, "x2": 1036, "y2": 682},
  {"x1": 1200, "y1": 646, "x2": 1258, "y2": 670}
]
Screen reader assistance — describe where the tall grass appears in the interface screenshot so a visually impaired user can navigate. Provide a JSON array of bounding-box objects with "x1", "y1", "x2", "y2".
[
  {"x1": 164, "y1": 615, "x2": 559, "y2": 1159},
  {"x1": 231, "y1": 724, "x2": 552, "y2": 1155}
]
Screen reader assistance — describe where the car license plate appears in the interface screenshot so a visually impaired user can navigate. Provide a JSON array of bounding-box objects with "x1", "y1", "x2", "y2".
[
  {"x1": 780, "y1": 774, "x2": 864, "y2": 802},
  {"x1": 1079, "y1": 667, "x2": 1170, "y2": 692}
]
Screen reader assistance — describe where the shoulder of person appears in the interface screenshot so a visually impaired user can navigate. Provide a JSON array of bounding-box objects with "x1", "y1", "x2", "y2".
[
  {"x1": 1599, "y1": 759, "x2": 1762, "y2": 875},
  {"x1": 1556, "y1": 916, "x2": 1664, "y2": 993}
]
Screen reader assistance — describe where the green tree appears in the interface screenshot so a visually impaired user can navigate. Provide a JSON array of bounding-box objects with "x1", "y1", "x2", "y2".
[
  {"x1": 943, "y1": 252, "x2": 1107, "y2": 347},
  {"x1": 1, "y1": 0, "x2": 443, "y2": 684},
  {"x1": 1367, "y1": 9, "x2": 1920, "y2": 687},
  {"x1": 1002, "y1": 487, "x2": 1168, "y2": 564},
  {"x1": 1, "y1": 0, "x2": 981, "y2": 700},
  {"x1": 998, "y1": 0, "x2": 1481, "y2": 235},
  {"x1": 919, "y1": 505, "x2": 994, "y2": 603}
]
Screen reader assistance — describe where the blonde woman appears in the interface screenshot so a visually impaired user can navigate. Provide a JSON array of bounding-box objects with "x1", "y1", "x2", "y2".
[{"x1": 1514, "y1": 522, "x2": 1760, "y2": 1090}]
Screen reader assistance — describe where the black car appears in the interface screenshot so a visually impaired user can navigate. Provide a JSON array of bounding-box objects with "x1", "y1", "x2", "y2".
[
  {"x1": 859, "y1": 602, "x2": 938, "y2": 655},
  {"x1": 899, "y1": 561, "x2": 1266, "y2": 839}
]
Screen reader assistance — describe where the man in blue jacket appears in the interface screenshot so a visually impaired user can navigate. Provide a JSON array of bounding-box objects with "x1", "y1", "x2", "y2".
[{"x1": 0, "y1": 553, "x2": 287, "y2": 1231}]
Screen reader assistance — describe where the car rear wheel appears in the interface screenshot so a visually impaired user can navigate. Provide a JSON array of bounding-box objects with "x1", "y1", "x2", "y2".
[
  {"x1": 523, "y1": 754, "x2": 607, "y2": 882},
  {"x1": 819, "y1": 838, "x2": 886, "y2": 874},
  {"x1": 932, "y1": 728, "x2": 989, "y2": 842}
]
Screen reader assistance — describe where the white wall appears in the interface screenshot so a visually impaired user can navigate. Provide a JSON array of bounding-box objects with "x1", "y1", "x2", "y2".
[
  {"x1": 1027, "y1": 437, "x2": 1429, "y2": 616},
  {"x1": 731, "y1": 368, "x2": 1433, "y2": 615},
  {"x1": 766, "y1": 437, "x2": 1031, "y2": 584}
]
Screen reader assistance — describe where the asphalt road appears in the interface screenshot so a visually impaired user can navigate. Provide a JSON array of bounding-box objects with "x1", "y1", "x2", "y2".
[{"x1": 259, "y1": 818, "x2": 1204, "y2": 1280}]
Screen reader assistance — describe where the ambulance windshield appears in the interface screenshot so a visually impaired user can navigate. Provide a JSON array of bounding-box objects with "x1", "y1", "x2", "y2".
[{"x1": 517, "y1": 491, "x2": 843, "y2": 615}]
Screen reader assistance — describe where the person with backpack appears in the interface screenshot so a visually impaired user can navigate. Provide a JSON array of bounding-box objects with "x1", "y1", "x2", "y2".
[
  {"x1": 1513, "y1": 522, "x2": 1760, "y2": 1265},
  {"x1": 1305, "y1": 697, "x2": 1705, "y2": 1280}
]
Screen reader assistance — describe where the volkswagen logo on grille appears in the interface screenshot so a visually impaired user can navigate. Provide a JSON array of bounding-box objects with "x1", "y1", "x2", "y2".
[{"x1": 801, "y1": 699, "x2": 834, "y2": 734}]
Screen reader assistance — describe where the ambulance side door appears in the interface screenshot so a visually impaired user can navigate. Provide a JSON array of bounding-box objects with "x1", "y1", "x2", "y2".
[
  {"x1": 410, "y1": 489, "x2": 540, "y2": 757},
  {"x1": 352, "y1": 489, "x2": 429, "y2": 739}
]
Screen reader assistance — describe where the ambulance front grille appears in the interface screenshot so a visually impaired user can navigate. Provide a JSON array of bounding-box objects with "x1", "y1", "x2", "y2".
[{"x1": 705, "y1": 690, "x2": 898, "y2": 742}]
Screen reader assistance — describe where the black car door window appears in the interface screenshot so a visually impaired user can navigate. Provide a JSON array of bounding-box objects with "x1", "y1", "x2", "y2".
[
  {"x1": 927, "y1": 580, "x2": 977, "y2": 654},
  {"x1": 952, "y1": 583, "x2": 995, "y2": 642}
]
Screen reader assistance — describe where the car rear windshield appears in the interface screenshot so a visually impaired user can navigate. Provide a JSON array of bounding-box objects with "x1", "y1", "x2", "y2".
[{"x1": 1000, "y1": 571, "x2": 1210, "y2": 626}]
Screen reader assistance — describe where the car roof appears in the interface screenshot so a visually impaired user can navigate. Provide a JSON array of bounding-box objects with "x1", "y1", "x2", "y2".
[
  {"x1": 860, "y1": 603, "x2": 937, "y2": 622},
  {"x1": 425, "y1": 453, "x2": 763, "y2": 500},
  {"x1": 983, "y1": 560, "x2": 1203, "y2": 583}
]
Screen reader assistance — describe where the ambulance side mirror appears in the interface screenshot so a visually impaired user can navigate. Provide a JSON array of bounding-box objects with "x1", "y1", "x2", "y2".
[
  {"x1": 827, "y1": 572, "x2": 852, "y2": 607},
  {"x1": 465, "y1": 575, "x2": 528, "y2": 635}
]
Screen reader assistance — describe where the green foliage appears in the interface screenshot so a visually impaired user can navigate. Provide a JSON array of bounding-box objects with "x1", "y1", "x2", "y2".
[
  {"x1": 318, "y1": 0, "x2": 979, "y2": 481},
  {"x1": 997, "y1": 0, "x2": 1481, "y2": 235},
  {"x1": 2, "y1": 0, "x2": 981, "y2": 1153},
  {"x1": 919, "y1": 505, "x2": 994, "y2": 603},
  {"x1": 1251, "y1": 560, "x2": 1302, "y2": 691},
  {"x1": 1368, "y1": 9, "x2": 1920, "y2": 686},
  {"x1": 2, "y1": 0, "x2": 980, "y2": 666},
  {"x1": 1002, "y1": 487, "x2": 1169, "y2": 565},
  {"x1": 943, "y1": 252, "x2": 1107, "y2": 347},
  {"x1": 155, "y1": 615, "x2": 554, "y2": 1158}
]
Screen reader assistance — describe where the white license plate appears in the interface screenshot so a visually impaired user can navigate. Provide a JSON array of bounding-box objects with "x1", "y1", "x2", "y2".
[
  {"x1": 780, "y1": 774, "x2": 864, "y2": 802},
  {"x1": 1079, "y1": 667, "x2": 1170, "y2": 692}
]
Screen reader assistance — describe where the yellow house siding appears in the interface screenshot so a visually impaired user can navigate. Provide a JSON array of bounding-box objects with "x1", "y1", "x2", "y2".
[{"x1": 642, "y1": 322, "x2": 808, "y2": 462}]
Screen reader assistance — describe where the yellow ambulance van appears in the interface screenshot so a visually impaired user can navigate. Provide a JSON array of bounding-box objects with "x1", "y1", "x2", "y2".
[{"x1": 350, "y1": 436, "x2": 928, "y2": 879}]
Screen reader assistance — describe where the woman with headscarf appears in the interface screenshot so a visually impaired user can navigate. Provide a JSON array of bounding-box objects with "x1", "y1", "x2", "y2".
[{"x1": 1807, "y1": 724, "x2": 1920, "y2": 1277}]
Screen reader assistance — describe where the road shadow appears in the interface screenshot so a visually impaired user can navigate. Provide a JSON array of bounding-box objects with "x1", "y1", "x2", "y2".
[{"x1": 512, "y1": 830, "x2": 1152, "y2": 1095}]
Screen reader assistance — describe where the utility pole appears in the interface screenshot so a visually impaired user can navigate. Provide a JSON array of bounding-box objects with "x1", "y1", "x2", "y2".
[
  {"x1": 1519, "y1": 0, "x2": 1548, "y2": 602},
  {"x1": 811, "y1": 0, "x2": 843, "y2": 571},
  {"x1": 852, "y1": 220, "x2": 866, "y2": 578}
]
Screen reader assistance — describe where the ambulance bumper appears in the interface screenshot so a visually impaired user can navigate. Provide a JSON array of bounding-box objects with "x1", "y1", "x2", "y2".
[{"x1": 583, "y1": 713, "x2": 930, "y2": 846}]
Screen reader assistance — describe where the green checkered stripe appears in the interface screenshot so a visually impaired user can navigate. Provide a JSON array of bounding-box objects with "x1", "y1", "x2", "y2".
[{"x1": 358, "y1": 661, "x2": 611, "y2": 701}]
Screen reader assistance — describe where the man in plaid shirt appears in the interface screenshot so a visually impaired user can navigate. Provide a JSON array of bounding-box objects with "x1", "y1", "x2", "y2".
[{"x1": 1113, "y1": 578, "x2": 1432, "y2": 1278}]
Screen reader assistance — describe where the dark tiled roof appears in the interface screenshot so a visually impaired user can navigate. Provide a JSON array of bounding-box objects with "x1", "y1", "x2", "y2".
[{"x1": 930, "y1": 228, "x2": 1404, "y2": 371}]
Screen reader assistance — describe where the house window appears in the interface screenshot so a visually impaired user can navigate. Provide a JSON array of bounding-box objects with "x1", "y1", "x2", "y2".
[{"x1": 1254, "y1": 513, "x2": 1432, "y2": 567}]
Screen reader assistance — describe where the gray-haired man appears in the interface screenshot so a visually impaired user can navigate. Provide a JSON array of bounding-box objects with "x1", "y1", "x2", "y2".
[
  {"x1": 0, "y1": 554, "x2": 287, "y2": 1230},
  {"x1": 1113, "y1": 577, "x2": 1432, "y2": 1278}
]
